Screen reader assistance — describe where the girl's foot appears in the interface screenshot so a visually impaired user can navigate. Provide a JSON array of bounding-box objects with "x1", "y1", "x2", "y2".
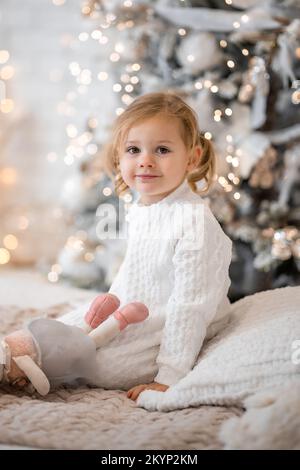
[
  {"x1": 84, "y1": 293, "x2": 120, "y2": 331},
  {"x1": 113, "y1": 302, "x2": 149, "y2": 330}
]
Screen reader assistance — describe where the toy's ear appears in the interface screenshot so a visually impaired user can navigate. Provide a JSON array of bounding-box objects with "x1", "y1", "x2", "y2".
[{"x1": 13, "y1": 355, "x2": 50, "y2": 396}]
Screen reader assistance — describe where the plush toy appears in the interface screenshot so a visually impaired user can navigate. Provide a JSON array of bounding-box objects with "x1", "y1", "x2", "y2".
[{"x1": 0, "y1": 294, "x2": 148, "y2": 396}]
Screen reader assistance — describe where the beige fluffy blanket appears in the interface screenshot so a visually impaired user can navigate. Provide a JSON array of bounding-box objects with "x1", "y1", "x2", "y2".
[
  {"x1": 0, "y1": 304, "x2": 241, "y2": 450},
  {"x1": 1, "y1": 304, "x2": 299, "y2": 450}
]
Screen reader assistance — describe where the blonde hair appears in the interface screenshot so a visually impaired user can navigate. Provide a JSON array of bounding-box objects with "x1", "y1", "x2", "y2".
[{"x1": 102, "y1": 91, "x2": 216, "y2": 197}]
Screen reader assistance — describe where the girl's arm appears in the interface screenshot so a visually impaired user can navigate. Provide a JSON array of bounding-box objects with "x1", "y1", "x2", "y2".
[{"x1": 154, "y1": 205, "x2": 232, "y2": 387}]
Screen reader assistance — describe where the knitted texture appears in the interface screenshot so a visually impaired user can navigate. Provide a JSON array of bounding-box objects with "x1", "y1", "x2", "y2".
[
  {"x1": 137, "y1": 286, "x2": 300, "y2": 411},
  {"x1": 60, "y1": 179, "x2": 232, "y2": 389}
]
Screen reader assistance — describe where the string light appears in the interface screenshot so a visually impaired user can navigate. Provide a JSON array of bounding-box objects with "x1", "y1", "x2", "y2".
[
  {"x1": 225, "y1": 108, "x2": 233, "y2": 116},
  {"x1": 227, "y1": 60, "x2": 235, "y2": 68},
  {"x1": 220, "y1": 40, "x2": 227, "y2": 48},
  {"x1": 3, "y1": 234, "x2": 18, "y2": 250},
  {"x1": 178, "y1": 29, "x2": 186, "y2": 36},
  {"x1": 98, "y1": 71, "x2": 108, "y2": 81},
  {"x1": 0, "y1": 248, "x2": 10, "y2": 265},
  {"x1": 0, "y1": 50, "x2": 9, "y2": 64},
  {"x1": 242, "y1": 48, "x2": 249, "y2": 56}
]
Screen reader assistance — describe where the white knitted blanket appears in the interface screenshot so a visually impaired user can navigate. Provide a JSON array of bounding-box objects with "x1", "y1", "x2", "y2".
[
  {"x1": 1, "y1": 299, "x2": 299, "y2": 449},
  {"x1": 137, "y1": 286, "x2": 300, "y2": 412}
]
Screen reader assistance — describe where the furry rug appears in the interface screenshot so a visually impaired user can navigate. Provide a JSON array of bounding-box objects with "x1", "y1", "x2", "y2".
[
  {"x1": 0, "y1": 304, "x2": 299, "y2": 450},
  {"x1": 0, "y1": 304, "x2": 240, "y2": 450}
]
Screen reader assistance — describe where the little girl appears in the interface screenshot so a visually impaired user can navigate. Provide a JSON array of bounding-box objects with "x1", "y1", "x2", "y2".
[{"x1": 60, "y1": 92, "x2": 232, "y2": 403}]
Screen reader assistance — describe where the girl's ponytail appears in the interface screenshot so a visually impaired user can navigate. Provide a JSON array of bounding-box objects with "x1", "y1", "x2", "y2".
[{"x1": 187, "y1": 133, "x2": 216, "y2": 195}]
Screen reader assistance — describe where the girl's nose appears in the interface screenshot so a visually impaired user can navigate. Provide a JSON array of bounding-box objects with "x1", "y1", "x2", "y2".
[{"x1": 138, "y1": 154, "x2": 155, "y2": 167}]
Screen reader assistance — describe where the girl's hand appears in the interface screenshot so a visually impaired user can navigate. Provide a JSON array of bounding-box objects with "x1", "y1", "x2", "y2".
[{"x1": 127, "y1": 382, "x2": 169, "y2": 401}]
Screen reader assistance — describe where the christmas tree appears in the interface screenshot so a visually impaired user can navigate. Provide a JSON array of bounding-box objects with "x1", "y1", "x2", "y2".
[{"x1": 56, "y1": 0, "x2": 300, "y2": 300}]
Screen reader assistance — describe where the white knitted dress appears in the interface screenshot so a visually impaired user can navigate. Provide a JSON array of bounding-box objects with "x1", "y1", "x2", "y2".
[{"x1": 60, "y1": 179, "x2": 232, "y2": 390}]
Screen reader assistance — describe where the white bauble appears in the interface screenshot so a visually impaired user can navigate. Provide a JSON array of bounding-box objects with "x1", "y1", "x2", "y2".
[{"x1": 176, "y1": 32, "x2": 223, "y2": 75}]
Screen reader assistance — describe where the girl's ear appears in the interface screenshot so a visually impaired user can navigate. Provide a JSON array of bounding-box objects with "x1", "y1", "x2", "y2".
[{"x1": 187, "y1": 146, "x2": 202, "y2": 171}]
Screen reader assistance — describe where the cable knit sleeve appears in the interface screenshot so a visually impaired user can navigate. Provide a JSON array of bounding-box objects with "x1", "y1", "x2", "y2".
[{"x1": 154, "y1": 204, "x2": 232, "y2": 386}]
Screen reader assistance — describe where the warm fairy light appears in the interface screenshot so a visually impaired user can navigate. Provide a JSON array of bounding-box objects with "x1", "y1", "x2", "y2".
[
  {"x1": 0, "y1": 50, "x2": 9, "y2": 64},
  {"x1": 233, "y1": 22, "x2": 240, "y2": 29},
  {"x1": 0, "y1": 167, "x2": 17, "y2": 185},
  {"x1": 195, "y1": 81, "x2": 202, "y2": 90},
  {"x1": 48, "y1": 271, "x2": 59, "y2": 283},
  {"x1": 226, "y1": 155, "x2": 233, "y2": 163},
  {"x1": 99, "y1": 36, "x2": 109, "y2": 44},
  {"x1": 178, "y1": 29, "x2": 186, "y2": 36},
  {"x1": 47, "y1": 152, "x2": 58, "y2": 162},
  {"x1": 225, "y1": 108, "x2": 233, "y2": 116},
  {"x1": 113, "y1": 83, "x2": 122, "y2": 92},
  {"x1": 225, "y1": 184, "x2": 233, "y2": 192},
  {"x1": 227, "y1": 60, "x2": 235, "y2": 68},
  {"x1": 0, "y1": 99, "x2": 14, "y2": 113},
  {"x1": 124, "y1": 1, "x2": 133, "y2": 7},
  {"x1": 220, "y1": 40, "x2": 227, "y2": 48},
  {"x1": 242, "y1": 49, "x2": 249, "y2": 56},
  {"x1": 52, "y1": 0, "x2": 66, "y2": 5},
  {"x1": 124, "y1": 193, "x2": 133, "y2": 203},
  {"x1": 241, "y1": 15, "x2": 249, "y2": 23},
  {"x1": 0, "y1": 65, "x2": 15, "y2": 80},
  {"x1": 132, "y1": 63, "x2": 141, "y2": 71},
  {"x1": 204, "y1": 80, "x2": 212, "y2": 88},
  {"x1": 110, "y1": 52, "x2": 120, "y2": 62},
  {"x1": 218, "y1": 176, "x2": 227, "y2": 186},
  {"x1": 121, "y1": 74, "x2": 130, "y2": 83},
  {"x1": 125, "y1": 84, "x2": 134, "y2": 92},
  {"x1": 187, "y1": 55, "x2": 195, "y2": 62},
  {"x1": 236, "y1": 148, "x2": 243, "y2": 156},
  {"x1": 103, "y1": 187, "x2": 113, "y2": 196},
  {"x1": 18, "y1": 217, "x2": 29, "y2": 230},
  {"x1": 78, "y1": 32, "x2": 89, "y2": 42},
  {"x1": 91, "y1": 30, "x2": 102, "y2": 40},
  {"x1": 211, "y1": 85, "x2": 218, "y2": 93},
  {"x1": 0, "y1": 248, "x2": 10, "y2": 265},
  {"x1": 226, "y1": 134, "x2": 233, "y2": 143},
  {"x1": 234, "y1": 192, "x2": 241, "y2": 200},
  {"x1": 122, "y1": 94, "x2": 134, "y2": 105},
  {"x1": 115, "y1": 42, "x2": 124, "y2": 53},
  {"x1": 225, "y1": 0, "x2": 232, "y2": 4},
  {"x1": 3, "y1": 234, "x2": 18, "y2": 250},
  {"x1": 64, "y1": 155, "x2": 74, "y2": 165},
  {"x1": 69, "y1": 62, "x2": 81, "y2": 76},
  {"x1": 233, "y1": 176, "x2": 240, "y2": 185},
  {"x1": 84, "y1": 252, "x2": 95, "y2": 262},
  {"x1": 228, "y1": 173, "x2": 235, "y2": 180},
  {"x1": 66, "y1": 124, "x2": 78, "y2": 138},
  {"x1": 231, "y1": 158, "x2": 239, "y2": 167},
  {"x1": 130, "y1": 76, "x2": 139, "y2": 84},
  {"x1": 98, "y1": 71, "x2": 108, "y2": 81},
  {"x1": 204, "y1": 132, "x2": 212, "y2": 140},
  {"x1": 116, "y1": 107, "x2": 124, "y2": 115},
  {"x1": 88, "y1": 118, "x2": 98, "y2": 129}
]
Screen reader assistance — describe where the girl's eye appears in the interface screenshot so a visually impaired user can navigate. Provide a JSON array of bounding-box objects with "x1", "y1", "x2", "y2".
[
  {"x1": 157, "y1": 147, "x2": 170, "y2": 154},
  {"x1": 126, "y1": 146, "x2": 140, "y2": 154}
]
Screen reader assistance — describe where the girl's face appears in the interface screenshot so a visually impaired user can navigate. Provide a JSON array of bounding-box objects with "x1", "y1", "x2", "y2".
[{"x1": 118, "y1": 114, "x2": 201, "y2": 205}]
